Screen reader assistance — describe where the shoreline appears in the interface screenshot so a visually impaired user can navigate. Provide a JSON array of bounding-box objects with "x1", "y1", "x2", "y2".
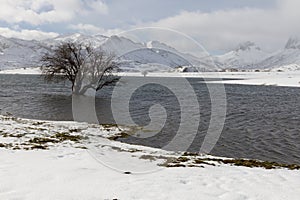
[
  {"x1": 1, "y1": 114, "x2": 299, "y2": 169},
  {"x1": 1, "y1": 67, "x2": 300, "y2": 87}
]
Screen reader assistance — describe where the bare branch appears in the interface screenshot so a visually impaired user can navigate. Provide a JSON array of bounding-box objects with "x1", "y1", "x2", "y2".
[{"x1": 40, "y1": 41, "x2": 119, "y2": 94}]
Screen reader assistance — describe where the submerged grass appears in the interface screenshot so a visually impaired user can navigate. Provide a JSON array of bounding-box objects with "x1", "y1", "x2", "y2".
[
  {"x1": 202, "y1": 158, "x2": 300, "y2": 170},
  {"x1": 162, "y1": 152, "x2": 300, "y2": 170},
  {"x1": 53, "y1": 132, "x2": 84, "y2": 142},
  {"x1": 107, "y1": 132, "x2": 130, "y2": 140}
]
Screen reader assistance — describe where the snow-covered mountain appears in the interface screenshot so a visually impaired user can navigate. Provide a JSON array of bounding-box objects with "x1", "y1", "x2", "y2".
[
  {"x1": 43, "y1": 33, "x2": 108, "y2": 48},
  {"x1": 0, "y1": 34, "x2": 214, "y2": 72},
  {"x1": 256, "y1": 37, "x2": 300, "y2": 70},
  {"x1": 1, "y1": 34, "x2": 300, "y2": 72},
  {"x1": 215, "y1": 41, "x2": 270, "y2": 69},
  {"x1": 0, "y1": 36, "x2": 48, "y2": 70},
  {"x1": 147, "y1": 40, "x2": 216, "y2": 71}
]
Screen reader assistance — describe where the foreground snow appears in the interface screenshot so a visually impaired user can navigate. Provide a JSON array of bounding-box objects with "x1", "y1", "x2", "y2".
[
  {"x1": 0, "y1": 115, "x2": 300, "y2": 200},
  {"x1": 2, "y1": 149, "x2": 300, "y2": 200}
]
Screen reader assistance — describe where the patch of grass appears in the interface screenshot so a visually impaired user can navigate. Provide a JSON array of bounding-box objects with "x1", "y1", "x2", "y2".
[
  {"x1": 12, "y1": 146, "x2": 21, "y2": 150},
  {"x1": 166, "y1": 163, "x2": 186, "y2": 167},
  {"x1": 2, "y1": 132, "x2": 27, "y2": 138},
  {"x1": 140, "y1": 154, "x2": 157, "y2": 161},
  {"x1": 32, "y1": 121, "x2": 45, "y2": 126},
  {"x1": 69, "y1": 128, "x2": 82, "y2": 133},
  {"x1": 75, "y1": 146, "x2": 88, "y2": 149},
  {"x1": 102, "y1": 124, "x2": 118, "y2": 128},
  {"x1": 27, "y1": 126, "x2": 47, "y2": 131},
  {"x1": 105, "y1": 145, "x2": 143, "y2": 153},
  {"x1": 52, "y1": 132, "x2": 84, "y2": 142},
  {"x1": 195, "y1": 158, "x2": 300, "y2": 170},
  {"x1": 30, "y1": 144, "x2": 48, "y2": 150},
  {"x1": 182, "y1": 152, "x2": 199, "y2": 156},
  {"x1": 23, "y1": 132, "x2": 84, "y2": 150},
  {"x1": 28, "y1": 137, "x2": 58, "y2": 144},
  {"x1": 0, "y1": 116, "x2": 17, "y2": 121},
  {"x1": 187, "y1": 164, "x2": 204, "y2": 168},
  {"x1": 107, "y1": 132, "x2": 130, "y2": 140},
  {"x1": 110, "y1": 146, "x2": 123, "y2": 152},
  {"x1": 223, "y1": 159, "x2": 300, "y2": 170},
  {"x1": 128, "y1": 148, "x2": 142, "y2": 153},
  {"x1": 177, "y1": 157, "x2": 190, "y2": 162},
  {"x1": 194, "y1": 159, "x2": 216, "y2": 166},
  {"x1": 155, "y1": 155, "x2": 300, "y2": 170},
  {"x1": 158, "y1": 157, "x2": 178, "y2": 167}
]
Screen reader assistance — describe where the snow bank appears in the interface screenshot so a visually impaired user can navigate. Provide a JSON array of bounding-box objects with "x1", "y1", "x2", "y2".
[{"x1": 0, "y1": 115, "x2": 300, "y2": 200}]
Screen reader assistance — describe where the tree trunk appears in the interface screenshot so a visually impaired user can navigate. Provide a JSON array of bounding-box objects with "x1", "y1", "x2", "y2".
[{"x1": 72, "y1": 93, "x2": 98, "y2": 124}]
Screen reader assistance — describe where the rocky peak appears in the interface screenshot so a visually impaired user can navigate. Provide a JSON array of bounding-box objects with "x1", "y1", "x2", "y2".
[
  {"x1": 285, "y1": 37, "x2": 300, "y2": 49},
  {"x1": 235, "y1": 41, "x2": 261, "y2": 52}
]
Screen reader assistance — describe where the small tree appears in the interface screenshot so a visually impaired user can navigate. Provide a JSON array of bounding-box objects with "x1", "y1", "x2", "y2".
[
  {"x1": 141, "y1": 70, "x2": 148, "y2": 77},
  {"x1": 40, "y1": 42, "x2": 119, "y2": 95}
]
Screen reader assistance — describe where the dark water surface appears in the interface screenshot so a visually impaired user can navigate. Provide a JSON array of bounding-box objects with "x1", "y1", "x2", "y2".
[{"x1": 0, "y1": 74, "x2": 299, "y2": 165}]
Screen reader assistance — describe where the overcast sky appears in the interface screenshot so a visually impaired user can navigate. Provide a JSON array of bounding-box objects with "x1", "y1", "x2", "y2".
[{"x1": 0, "y1": 0, "x2": 299, "y2": 54}]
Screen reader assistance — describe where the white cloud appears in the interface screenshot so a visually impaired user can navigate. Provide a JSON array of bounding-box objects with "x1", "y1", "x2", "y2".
[
  {"x1": 0, "y1": 0, "x2": 108, "y2": 25},
  {"x1": 1, "y1": 0, "x2": 300, "y2": 53},
  {"x1": 69, "y1": 23, "x2": 104, "y2": 34},
  {"x1": 0, "y1": 27, "x2": 58, "y2": 40},
  {"x1": 69, "y1": 23, "x2": 122, "y2": 36},
  {"x1": 147, "y1": 0, "x2": 300, "y2": 52},
  {"x1": 87, "y1": 0, "x2": 108, "y2": 15}
]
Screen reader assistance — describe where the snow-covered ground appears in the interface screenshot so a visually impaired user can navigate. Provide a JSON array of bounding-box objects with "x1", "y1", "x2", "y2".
[
  {"x1": 119, "y1": 71, "x2": 300, "y2": 87},
  {"x1": 2, "y1": 67, "x2": 300, "y2": 87},
  {"x1": 0, "y1": 67, "x2": 41, "y2": 75},
  {"x1": 202, "y1": 71, "x2": 300, "y2": 87},
  {"x1": 1, "y1": 66, "x2": 300, "y2": 88},
  {"x1": 1, "y1": 115, "x2": 300, "y2": 200}
]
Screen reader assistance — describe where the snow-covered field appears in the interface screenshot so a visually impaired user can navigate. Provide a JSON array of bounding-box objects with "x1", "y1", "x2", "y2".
[
  {"x1": 203, "y1": 71, "x2": 300, "y2": 87},
  {"x1": 120, "y1": 71, "x2": 300, "y2": 87},
  {"x1": 2, "y1": 67, "x2": 300, "y2": 88},
  {"x1": 0, "y1": 67, "x2": 41, "y2": 75},
  {"x1": 1, "y1": 115, "x2": 300, "y2": 200}
]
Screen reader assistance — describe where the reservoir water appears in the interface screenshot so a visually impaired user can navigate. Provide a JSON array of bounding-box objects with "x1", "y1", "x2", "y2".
[{"x1": 1, "y1": 74, "x2": 299, "y2": 165}]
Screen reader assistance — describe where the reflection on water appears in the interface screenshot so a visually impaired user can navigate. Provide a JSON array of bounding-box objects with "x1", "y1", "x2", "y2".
[{"x1": 1, "y1": 74, "x2": 300, "y2": 165}]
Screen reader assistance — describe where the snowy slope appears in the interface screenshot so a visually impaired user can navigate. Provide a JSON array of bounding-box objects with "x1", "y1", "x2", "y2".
[
  {"x1": 121, "y1": 48, "x2": 190, "y2": 67},
  {"x1": 216, "y1": 41, "x2": 270, "y2": 69},
  {"x1": 101, "y1": 35, "x2": 144, "y2": 56},
  {"x1": 42, "y1": 33, "x2": 108, "y2": 48},
  {"x1": 147, "y1": 40, "x2": 217, "y2": 71},
  {"x1": 2, "y1": 34, "x2": 300, "y2": 72},
  {"x1": 0, "y1": 36, "x2": 48, "y2": 70},
  {"x1": 102, "y1": 38, "x2": 211, "y2": 72},
  {"x1": 0, "y1": 33, "x2": 219, "y2": 72},
  {"x1": 256, "y1": 37, "x2": 300, "y2": 70}
]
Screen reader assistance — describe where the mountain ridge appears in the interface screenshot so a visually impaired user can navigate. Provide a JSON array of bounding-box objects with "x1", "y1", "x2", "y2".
[{"x1": 1, "y1": 34, "x2": 300, "y2": 72}]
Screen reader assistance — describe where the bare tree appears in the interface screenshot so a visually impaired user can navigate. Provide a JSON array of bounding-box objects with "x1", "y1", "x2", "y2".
[
  {"x1": 40, "y1": 42, "x2": 119, "y2": 95},
  {"x1": 141, "y1": 70, "x2": 148, "y2": 77}
]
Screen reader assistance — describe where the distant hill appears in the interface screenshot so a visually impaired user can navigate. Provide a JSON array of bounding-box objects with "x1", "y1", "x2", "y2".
[{"x1": 1, "y1": 34, "x2": 300, "y2": 72}]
